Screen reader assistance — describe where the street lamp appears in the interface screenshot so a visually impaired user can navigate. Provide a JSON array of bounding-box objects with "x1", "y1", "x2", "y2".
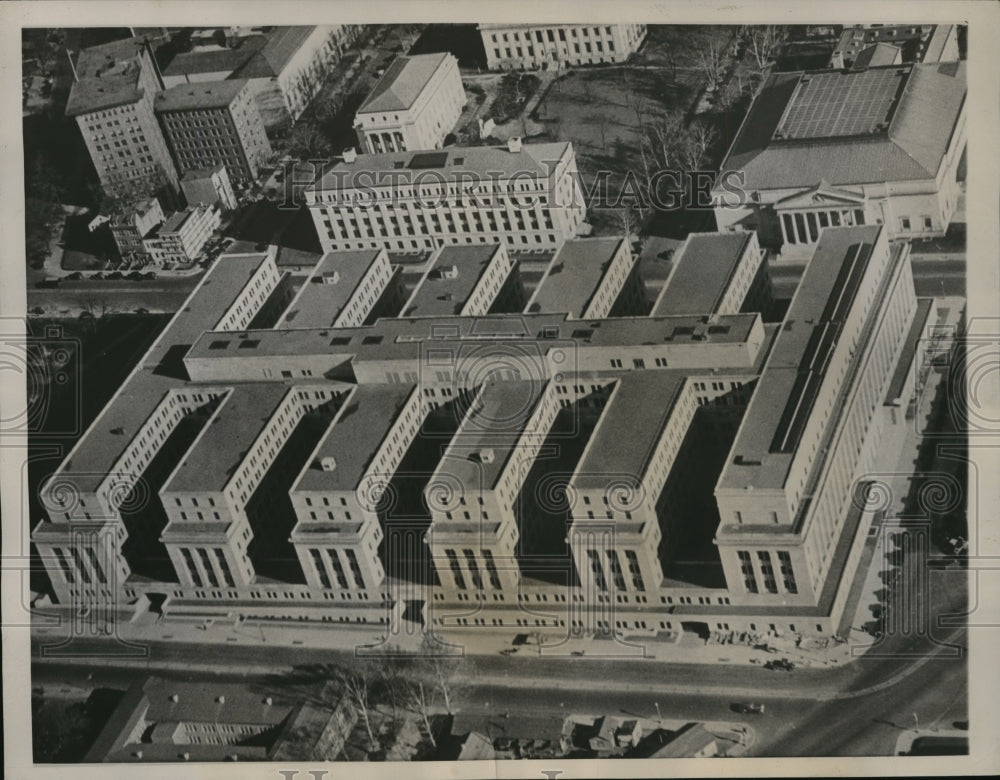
[
  {"x1": 912, "y1": 712, "x2": 920, "y2": 732},
  {"x1": 654, "y1": 701, "x2": 662, "y2": 728}
]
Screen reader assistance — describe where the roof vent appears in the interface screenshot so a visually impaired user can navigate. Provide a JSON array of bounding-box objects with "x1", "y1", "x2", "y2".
[
  {"x1": 170, "y1": 693, "x2": 179, "y2": 702},
  {"x1": 474, "y1": 448, "x2": 495, "y2": 464},
  {"x1": 265, "y1": 696, "x2": 273, "y2": 705},
  {"x1": 320, "y1": 456, "x2": 337, "y2": 471},
  {"x1": 441, "y1": 264, "x2": 459, "y2": 279},
  {"x1": 507, "y1": 136, "x2": 522, "y2": 153},
  {"x1": 217, "y1": 695, "x2": 226, "y2": 704},
  {"x1": 343, "y1": 147, "x2": 357, "y2": 164},
  {"x1": 322, "y1": 271, "x2": 340, "y2": 285}
]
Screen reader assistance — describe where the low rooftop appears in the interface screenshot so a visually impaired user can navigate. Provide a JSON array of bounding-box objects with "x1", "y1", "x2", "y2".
[
  {"x1": 66, "y1": 37, "x2": 150, "y2": 116},
  {"x1": 295, "y1": 384, "x2": 417, "y2": 493},
  {"x1": 162, "y1": 383, "x2": 291, "y2": 494},
  {"x1": 433, "y1": 380, "x2": 548, "y2": 493},
  {"x1": 277, "y1": 250, "x2": 385, "y2": 329},
  {"x1": 155, "y1": 79, "x2": 248, "y2": 112},
  {"x1": 357, "y1": 52, "x2": 451, "y2": 114},
  {"x1": 526, "y1": 238, "x2": 627, "y2": 318},
  {"x1": 572, "y1": 371, "x2": 687, "y2": 494},
  {"x1": 309, "y1": 142, "x2": 571, "y2": 193},
  {"x1": 651, "y1": 232, "x2": 754, "y2": 317},
  {"x1": 403, "y1": 244, "x2": 503, "y2": 318}
]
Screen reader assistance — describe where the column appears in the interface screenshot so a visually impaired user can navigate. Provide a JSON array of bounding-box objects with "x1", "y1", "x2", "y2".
[
  {"x1": 780, "y1": 213, "x2": 792, "y2": 245},
  {"x1": 790, "y1": 212, "x2": 801, "y2": 244},
  {"x1": 366, "y1": 135, "x2": 377, "y2": 154}
]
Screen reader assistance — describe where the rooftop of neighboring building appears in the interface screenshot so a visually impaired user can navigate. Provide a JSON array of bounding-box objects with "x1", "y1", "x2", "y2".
[
  {"x1": 309, "y1": 142, "x2": 572, "y2": 192},
  {"x1": 358, "y1": 52, "x2": 451, "y2": 114},
  {"x1": 84, "y1": 676, "x2": 298, "y2": 762},
  {"x1": 403, "y1": 244, "x2": 503, "y2": 318},
  {"x1": 161, "y1": 26, "x2": 318, "y2": 80},
  {"x1": 181, "y1": 161, "x2": 227, "y2": 180},
  {"x1": 433, "y1": 379, "x2": 548, "y2": 493},
  {"x1": 162, "y1": 382, "x2": 291, "y2": 494},
  {"x1": 294, "y1": 383, "x2": 418, "y2": 493},
  {"x1": 651, "y1": 232, "x2": 754, "y2": 317},
  {"x1": 277, "y1": 249, "x2": 385, "y2": 328},
  {"x1": 65, "y1": 37, "x2": 151, "y2": 116},
  {"x1": 526, "y1": 238, "x2": 627, "y2": 318},
  {"x1": 647, "y1": 722, "x2": 717, "y2": 758},
  {"x1": 155, "y1": 79, "x2": 248, "y2": 112},
  {"x1": 571, "y1": 371, "x2": 687, "y2": 495},
  {"x1": 852, "y1": 42, "x2": 901, "y2": 69},
  {"x1": 717, "y1": 225, "x2": 882, "y2": 494},
  {"x1": 184, "y1": 311, "x2": 761, "y2": 365},
  {"x1": 717, "y1": 61, "x2": 966, "y2": 189}
]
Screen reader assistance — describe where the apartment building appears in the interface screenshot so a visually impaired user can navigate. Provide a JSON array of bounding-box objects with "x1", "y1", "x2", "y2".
[
  {"x1": 479, "y1": 24, "x2": 647, "y2": 70},
  {"x1": 143, "y1": 203, "x2": 221, "y2": 264},
  {"x1": 181, "y1": 162, "x2": 239, "y2": 211},
  {"x1": 526, "y1": 237, "x2": 643, "y2": 319},
  {"x1": 713, "y1": 62, "x2": 967, "y2": 253},
  {"x1": 651, "y1": 231, "x2": 770, "y2": 318},
  {"x1": 155, "y1": 79, "x2": 272, "y2": 184},
  {"x1": 66, "y1": 37, "x2": 179, "y2": 200},
  {"x1": 109, "y1": 197, "x2": 165, "y2": 261},
  {"x1": 305, "y1": 138, "x2": 586, "y2": 253},
  {"x1": 276, "y1": 248, "x2": 396, "y2": 329},
  {"x1": 354, "y1": 53, "x2": 466, "y2": 153},
  {"x1": 402, "y1": 243, "x2": 521, "y2": 318},
  {"x1": 161, "y1": 26, "x2": 363, "y2": 123},
  {"x1": 830, "y1": 24, "x2": 960, "y2": 69}
]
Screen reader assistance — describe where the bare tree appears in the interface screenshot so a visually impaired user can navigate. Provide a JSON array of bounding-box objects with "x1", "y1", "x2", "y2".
[
  {"x1": 621, "y1": 63, "x2": 633, "y2": 108},
  {"x1": 617, "y1": 204, "x2": 638, "y2": 242},
  {"x1": 597, "y1": 113, "x2": 608, "y2": 149},
  {"x1": 405, "y1": 680, "x2": 437, "y2": 749},
  {"x1": 643, "y1": 112, "x2": 687, "y2": 172},
  {"x1": 682, "y1": 120, "x2": 719, "y2": 173},
  {"x1": 338, "y1": 668, "x2": 378, "y2": 751},
  {"x1": 747, "y1": 25, "x2": 783, "y2": 74},
  {"x1": 697, "y1": 35, "x2": 727, "y2": 90}
]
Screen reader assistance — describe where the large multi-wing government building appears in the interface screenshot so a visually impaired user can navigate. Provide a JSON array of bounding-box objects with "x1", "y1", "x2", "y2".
[{"x1": 33, "y1": 219, "x2": 931, "y2": 646}]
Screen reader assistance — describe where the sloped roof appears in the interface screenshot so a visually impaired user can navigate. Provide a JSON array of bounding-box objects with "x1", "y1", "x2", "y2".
[
  {"x1": 853, "y1": 42, "x2": 901, "y2": 69},
  {"x1": 718, "y1": 62, "x2": 965, "y2": 190},
  {"x1": 358, "y1": 53, "x2": 450, "y2": 113}
]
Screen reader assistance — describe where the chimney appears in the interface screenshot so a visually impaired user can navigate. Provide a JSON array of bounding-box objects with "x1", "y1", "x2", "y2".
[
  {"x1": 479, "y1": 448, "x2": 495, "y2": 464},
  {"x1": 442, "y1": 264, "x2": 459, "y2": 279},
  {"x1": 320, "y1": 456, "x2": 337, "y2": 471},
  {"x1": 507, "y1": 136, "x2": 522, "y2": 153},
  {"x1": 343, "y1": 147, "x2": 357, "y2": 163}
]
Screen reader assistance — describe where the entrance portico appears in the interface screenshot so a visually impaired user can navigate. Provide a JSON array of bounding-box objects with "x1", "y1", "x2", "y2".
[{"x1": 774, "y1": 182, "x2": 868, "y2": 247}]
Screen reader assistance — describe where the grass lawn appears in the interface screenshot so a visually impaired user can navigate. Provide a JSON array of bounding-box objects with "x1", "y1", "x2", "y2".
[{"x1": 532, "y1": 26, "x2": 741, "y2": 237}]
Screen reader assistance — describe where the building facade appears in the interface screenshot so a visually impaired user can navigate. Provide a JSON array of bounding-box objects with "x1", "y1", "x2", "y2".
[
  {"x1": 109, "y1": 197, "x2": 165, "y2": 262},
  {"x1": 143, "y1": 203, "x2": 222, "y2": 264},
  {"x1": 354, "y1": 53, "x2": 466, "y2": 153},
  {"x1": 713, "y1": 63, "x2": 967, "y2": 254},
  {"x1": 181, "y1": 163, "x2": 239, "y2": 211},
  {"x1": 155, "y1": 79, "x2": 272, "y2": 184},
  {"x1": 66, "y1": 38, "x2": 179, "y2": 201},
  {"x1": 305, "y1": 139, "x2": 587, "y2": 253},
  {"x1": 479, "y1": 24, "x2": 647, "y2": 70}
]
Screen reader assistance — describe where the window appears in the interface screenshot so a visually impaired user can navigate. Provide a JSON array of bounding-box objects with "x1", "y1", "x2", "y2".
[
  {"x1": 922, "y1": 216, "x2": 933, "y2": 230},
  {"x1": 900, "y1": 217, "x2": 911, "y2": 231}
]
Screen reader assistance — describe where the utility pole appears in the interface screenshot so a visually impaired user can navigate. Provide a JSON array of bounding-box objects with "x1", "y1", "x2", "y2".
[{"x1": 654, "y1": 701, "x2": 662, "y2": 728}]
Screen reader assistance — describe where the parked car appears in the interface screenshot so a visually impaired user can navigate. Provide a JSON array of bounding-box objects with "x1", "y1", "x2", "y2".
[
  {"x1": 126, "y1": 271, "x2": 144, "y2": 281},
  {"x1": 764, "y1": 658, "x2": 795, "y2": 671},
  {"x1": 65, "y1": 271, "x2": 83, "y2": 280},
  {"x1": 90, "y1": 272, "x2": 105, "y2": 280},
  {"x1": 35, "y1": 278, "x2": 60, "y2": 288},
  {"x1": 732, "y1": 702, "x2": 766, "y2": 714},
  {"x1": 106, "y1": 271, "x2": 124, "y2": 280},
  {"x1": 142, "y1": 271, "x2": 156, "y2": 280}
]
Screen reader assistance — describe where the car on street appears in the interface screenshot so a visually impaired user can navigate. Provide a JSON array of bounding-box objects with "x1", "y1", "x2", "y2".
[
  {"x1": 764, "y1": 658, "x2": 795, "y2": 671},
  {"x1": 106, "y1": 271, "x2": 124, "y2": 280},
  {"x1": 732, "y1": 702, "x2": 766, "y2": 714},
  {"x1": 65, "y1": 271, "x2": 83, "y2": 280}
]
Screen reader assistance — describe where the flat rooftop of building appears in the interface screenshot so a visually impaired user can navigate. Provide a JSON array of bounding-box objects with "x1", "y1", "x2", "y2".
[
  {"x1": 434, "y1": 380, "x2": 547, "y2": 493},
  {"x1": 526, "y1": 238, "x2": 627, "y2": 318},
  {"x1": 155, "y1": 79, "x2": 248, "y2": 112},
  {"x1": 571, "y1": 371, "x2": 687, "y2": 493},
  {"x1": 161, "y1": 35, "x2": 267, "y2": 78},
  {"x1": 309, "y1": 142, "x2": 571, "y2": 192},
  {"x1": 295, "y1": 383, "x2": 417, "y2": 493},
  {"x1": 66, "y1": 38, "x2": 150, "y2": 116},
  {"x1": 403, "y1": 244, "x2": 502, "y2": 318},
  {"x1": 50, "y1": 254, "x2": 271, "y2": 494},
  {"x1": 651, "y1": 232, "x2": 754, "y2": 317},
  {"x1": 853, "y1": 42, "x2": 901, "y2": 69},
  {"x1": 358, "y1": 52, "x2": 450, "y2": 114},
  {"x1": 181, "y1": 162, "x2": 227, "y2": 181},
  {"x1": 185, "y1": 311, "x2": 760, "y2": 367},
  {"x1": 717, "y1": 225, "x2": 882, "y2": 493},
  {"x1": 718, "y1": 61, "x2": 966, "y2": 189},
  {"x1": 162, "y1": 382, "x2": 291, "y2": 494},
  {"x1": 277, "y1": 250, "x2": 384, "y2": 328}
]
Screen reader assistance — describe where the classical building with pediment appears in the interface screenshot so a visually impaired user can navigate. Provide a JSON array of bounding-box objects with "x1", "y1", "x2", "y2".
[{"x1": 712, "y1": 62, "x2": 966, "y2": 254}]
